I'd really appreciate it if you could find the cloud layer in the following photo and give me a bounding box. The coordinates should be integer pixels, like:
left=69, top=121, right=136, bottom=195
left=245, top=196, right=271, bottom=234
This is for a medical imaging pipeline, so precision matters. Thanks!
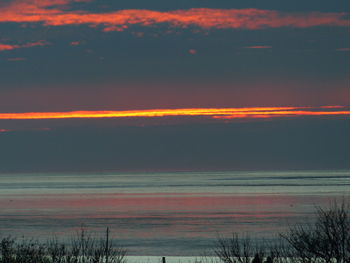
left=1, top=0, right=350, bottom=31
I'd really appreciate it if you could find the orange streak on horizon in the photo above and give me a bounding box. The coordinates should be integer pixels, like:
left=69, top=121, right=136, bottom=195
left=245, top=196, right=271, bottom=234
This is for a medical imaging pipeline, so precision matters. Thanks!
left=0, top=106, right=349, bottom=120
left=213, top=110, right=350, bottom=119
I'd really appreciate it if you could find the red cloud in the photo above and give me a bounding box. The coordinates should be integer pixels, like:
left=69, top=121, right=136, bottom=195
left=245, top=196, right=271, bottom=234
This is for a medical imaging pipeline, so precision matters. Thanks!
left=244, top=45, right=272, bottom=49
left=1, top=1, right=350, bottom=31
left=0, top=129, right=12, bottom=133
left=70, top=41, right=81, bottom=46
left=7, top=57, right=27, bottom=61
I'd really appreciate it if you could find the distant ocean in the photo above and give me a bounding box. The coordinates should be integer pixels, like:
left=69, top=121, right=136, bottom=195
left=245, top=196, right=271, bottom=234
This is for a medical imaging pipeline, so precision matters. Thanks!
left=0, top=171, right=349, bottom=256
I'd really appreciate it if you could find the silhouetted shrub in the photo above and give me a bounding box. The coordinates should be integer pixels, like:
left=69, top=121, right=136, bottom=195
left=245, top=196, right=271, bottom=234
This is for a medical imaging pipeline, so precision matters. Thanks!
left=214, top=234, right=267, bottom=263
left=215, top=199, right=350, bottom=263
left=281, top=200, right=350, bottom=263
left=0, top=228, right=127, bottom=263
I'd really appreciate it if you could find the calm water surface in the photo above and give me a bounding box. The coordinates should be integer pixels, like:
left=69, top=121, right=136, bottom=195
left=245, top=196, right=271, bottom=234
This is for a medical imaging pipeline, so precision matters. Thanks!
left=0, top=171, right=349, bottom=255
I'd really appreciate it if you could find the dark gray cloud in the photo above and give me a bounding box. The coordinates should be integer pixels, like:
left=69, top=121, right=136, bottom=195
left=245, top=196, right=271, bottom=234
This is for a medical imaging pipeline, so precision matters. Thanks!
left=1, top=118, right=349, bottom=172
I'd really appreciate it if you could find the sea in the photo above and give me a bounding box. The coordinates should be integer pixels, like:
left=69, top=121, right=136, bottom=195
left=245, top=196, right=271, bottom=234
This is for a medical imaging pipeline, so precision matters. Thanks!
left=0, top=170, right=349, bottom=256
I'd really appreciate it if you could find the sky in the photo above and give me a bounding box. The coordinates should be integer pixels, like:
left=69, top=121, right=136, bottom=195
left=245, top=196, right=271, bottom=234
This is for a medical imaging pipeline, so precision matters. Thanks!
left=0, top=0, right=350, bottom=172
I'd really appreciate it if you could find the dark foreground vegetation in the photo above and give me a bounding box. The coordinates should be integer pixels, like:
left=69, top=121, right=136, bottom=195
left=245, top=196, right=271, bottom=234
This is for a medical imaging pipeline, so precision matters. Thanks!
left=0, top=228, right=126, bottom=263
left=0, top=200, right=349, bottom=263
left=215, top=200, right=350, bottom=263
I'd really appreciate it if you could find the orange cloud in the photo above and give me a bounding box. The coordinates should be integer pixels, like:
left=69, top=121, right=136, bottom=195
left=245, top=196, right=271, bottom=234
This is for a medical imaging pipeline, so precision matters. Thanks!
left=0, top=106, right=349, bottom=120
left=1, top=1, right=350, bottom=31
left=0, top=40, right=48, bottom=52
left=0, top=44, right=20, bottom=51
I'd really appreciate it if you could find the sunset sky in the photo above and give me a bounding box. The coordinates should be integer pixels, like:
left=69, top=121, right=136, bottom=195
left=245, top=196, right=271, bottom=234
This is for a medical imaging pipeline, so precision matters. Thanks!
left=1, top=0, right=350, bottom=172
